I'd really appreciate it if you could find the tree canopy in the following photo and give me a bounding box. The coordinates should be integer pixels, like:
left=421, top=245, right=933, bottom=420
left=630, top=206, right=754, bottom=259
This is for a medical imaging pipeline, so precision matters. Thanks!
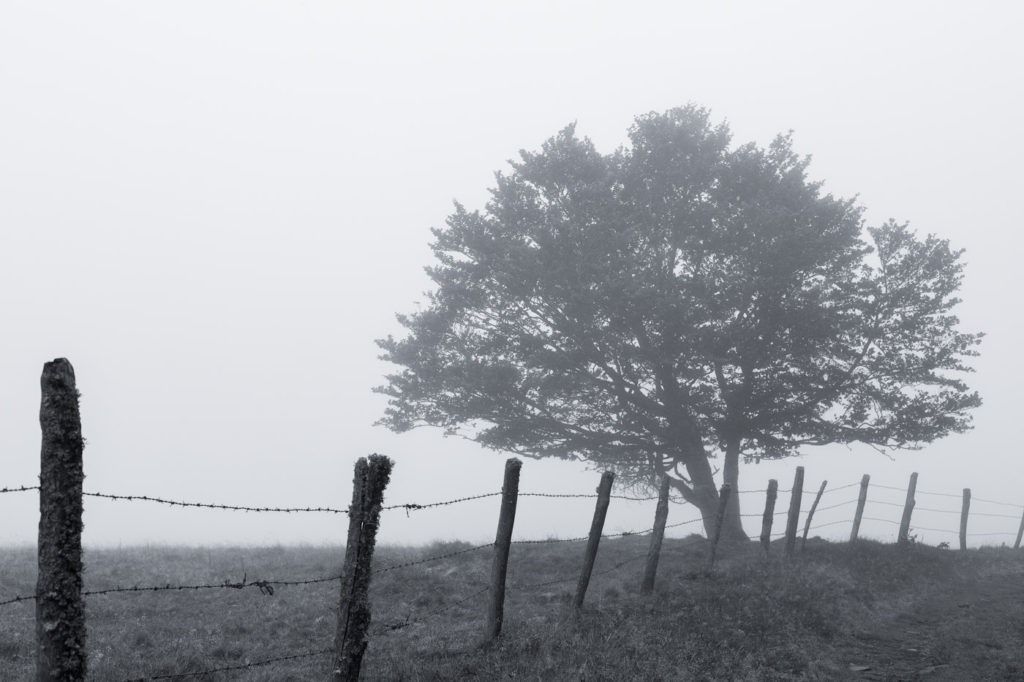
left=375, top=105, right=982, bottom=538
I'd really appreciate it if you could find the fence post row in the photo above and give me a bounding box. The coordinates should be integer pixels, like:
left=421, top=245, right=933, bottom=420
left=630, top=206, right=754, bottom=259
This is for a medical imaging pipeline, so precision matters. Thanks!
left=801, top=480, right=828, bottom=551
left=486, top=458, right=521, bottom=641
left=641, top=476, right=672, bottom=593
left=760, top=479, right=778, bottom=555
left=333, top=454, right=393, bottom=682
left=704, top=484, right=732, bottom=573
left=784, top=467, right=804, bottom=556
left=36, top=358, right=87, bottom=682
left=574, top=471, right=615, bottom=610
left=959, top=488, right=971, bottom=551
left=898, top=472, right=919, bottom=545
left=850, top=474, right=870, bottom=541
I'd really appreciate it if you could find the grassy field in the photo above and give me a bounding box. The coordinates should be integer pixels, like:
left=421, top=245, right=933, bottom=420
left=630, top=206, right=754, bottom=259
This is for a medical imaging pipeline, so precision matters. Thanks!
left=2, top=536, right=1024, bottom=680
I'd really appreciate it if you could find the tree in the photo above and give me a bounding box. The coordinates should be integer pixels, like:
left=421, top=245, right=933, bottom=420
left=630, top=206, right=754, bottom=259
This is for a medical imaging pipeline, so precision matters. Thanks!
left=375, top=105, right=982, bottom=540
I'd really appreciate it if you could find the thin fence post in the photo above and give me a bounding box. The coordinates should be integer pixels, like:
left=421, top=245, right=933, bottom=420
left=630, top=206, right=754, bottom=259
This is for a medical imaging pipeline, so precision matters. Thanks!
left=801, top=480, right=828, bottom=551
left=641, top=476, right=671, bottom=594
left=704, top=484, right=731, bottom=573
left=486, top=458, right=521, bottom=640
left=898, top=472, right=919, bottom=545
left=959, top=488, right=971, bottom=551
left=36, top=359, right=87, bottom=682
left=760, top=479, right=778, bottom=555
left=1016, top=508, right=1024, bottom=550
left=574, top=471, right=615, bottom=610
left=850, top=474, right=870, bottom=541
left=784, top=467, right=804, bottom=557
left=333, top=454, right=392, bottom=682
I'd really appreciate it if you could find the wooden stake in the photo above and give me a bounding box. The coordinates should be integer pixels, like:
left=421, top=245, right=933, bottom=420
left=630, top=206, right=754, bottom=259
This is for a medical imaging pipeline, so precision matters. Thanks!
left=641, top=476, right=671, bottom=594
left=704, top=484, right=731, bottom=573
left=486, top=458, right=521, bottom=640
left=574, top=471, right=615, bottom=609
left=898, top=472, right=919, bottom=545
left=784, top=467, right=804, bottom=557
left=36, top=359, right=87, bottom=682
left=759, top=479, right=778, bottom=555
left=959, top=488, right=971, bottom=551
left=333, top=454, right=392, bottom=682
left=801, top=480, right=828, bottom=551
left=850, top=474, right=870, bottom=541
left=1015, top=507, right=1024, bottom=549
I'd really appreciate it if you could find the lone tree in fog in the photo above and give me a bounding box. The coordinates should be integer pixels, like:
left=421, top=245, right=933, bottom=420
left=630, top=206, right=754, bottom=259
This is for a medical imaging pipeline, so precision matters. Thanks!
left=376, top=105, right=982, bottom=540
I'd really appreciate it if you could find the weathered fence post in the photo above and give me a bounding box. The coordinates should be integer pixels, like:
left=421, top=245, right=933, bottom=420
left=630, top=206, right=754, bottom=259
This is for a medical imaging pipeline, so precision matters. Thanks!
left=850, top=474, right=870, bottom=541
left=333, top=454, right=393, bottom=682
left=36, top=358, right=87, bottom=682
left=574, top=471, right=615, bottom=609
left=641, top=476, right=671, bottom=594
left=704, top=484, right=731, bottom=573
left=1015, top=508, right=1024, bottom=550
left=486, top=458, right=521, bottom=640
left=784, top=467, right=804, bottom=556
left=760, top=479, right=778, bottom=555
left=801, top=480, right=828, bottom=551
left=897, top=472, right=919, bottom=545
left=959, top=488, right=971, bottom=551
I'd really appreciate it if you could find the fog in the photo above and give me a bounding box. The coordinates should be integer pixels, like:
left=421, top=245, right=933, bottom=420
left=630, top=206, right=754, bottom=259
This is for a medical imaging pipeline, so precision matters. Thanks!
left=2, top=2, right=1022, bottom=548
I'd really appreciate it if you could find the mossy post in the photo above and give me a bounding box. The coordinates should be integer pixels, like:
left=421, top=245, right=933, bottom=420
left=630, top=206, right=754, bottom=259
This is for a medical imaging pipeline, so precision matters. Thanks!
left=850, top=474, right=870, bottom=541
left=574, top=471, right=614, bottom=609
left=784, top=467, right=804, bottom=557
left=759, top=479, right=778, bottom=555
left=333, top=454, right=392, bottom=682
left=897, top=472, right=918, bottom=545
left=959, top=488, right=971, bottom=551
left=1015, top=508, right=1024, bottom=549
left=801, top=480, right=828, bottom=551
left=486, top=458, right=521, bottom=641
left=704, top=484, right=731, bottom=573
left=641, top=476, right=671, bottom=594
left=36, top=358, right=86, bottom=682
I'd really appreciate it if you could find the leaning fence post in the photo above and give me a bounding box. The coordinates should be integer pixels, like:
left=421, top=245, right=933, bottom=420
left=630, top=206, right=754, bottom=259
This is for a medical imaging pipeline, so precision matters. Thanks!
left=784, top=467, right=804, bottom=557
left=333, top=454, right=392, bottom=682
left=704, top=484, right=731, bottom=573
left=641, top=476, right=671, bottom=594
left=36, top=358, right=87, bottom=682
left=1015, top=508, right=1024, bottom=550
left=898, top=472, right=919, bottom=545
left=850, top=474, right=870, bottom=541
left=959, top=488, right=971, bottom=551
left=760, top=479, right=778, bottom=555
left=801, top=480, right=828, bottom=551
left=574, top=471, right=615, bottom=609
left=486, top=458, right=521, bottom=640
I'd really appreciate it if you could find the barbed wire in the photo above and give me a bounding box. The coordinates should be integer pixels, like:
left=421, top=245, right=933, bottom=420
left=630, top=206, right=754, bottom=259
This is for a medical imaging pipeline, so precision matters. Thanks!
left=83, top=491, right=349, bottom=515
left=915, top=489, right=963, bottom=499
left=818, top=482, right=861, bottom=495
left=972, top=496, right=1024, bottom=510
left=0, top=485, right=38, bottom=494
left=122, top=648, right=333, bottom=681
left=814, top=498, right=858, bottom=512
left=376, top=543, right=492, bottom=573
left=861, top=516, right=901, bottom=525
left=808, top=519, right=851, bottom=531
left=385, top=492, right=501, bottom=512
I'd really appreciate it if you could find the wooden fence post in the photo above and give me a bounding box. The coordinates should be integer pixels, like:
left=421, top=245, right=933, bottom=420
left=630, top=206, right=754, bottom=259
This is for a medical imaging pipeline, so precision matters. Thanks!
left=574, top=471, right=615, bottom=609
left=333, top=454, right=393, bottom=682
left=486, top=458, right=521, bottom=640
left=641, top=476, right=671, bottom=594
left=959, top=488, right=971, bottom=551
left=898, top=472, right=919, bottom=545
left=1015, top=508, right=1024, bottom=549
left=36, top=359, right=87, bottom=682
left=784, top=467, right=804, bottom=557
left=850, top=474, right=870, bottom=541
left=760, top=479, right=778, bottom=555
left=704, top=484, right=731, bottom=573
left=801, top=480, right=828, bottom=551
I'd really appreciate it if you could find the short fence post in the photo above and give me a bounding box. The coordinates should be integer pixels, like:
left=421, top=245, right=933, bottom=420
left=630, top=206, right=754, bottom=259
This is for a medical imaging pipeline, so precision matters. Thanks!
left=486, top=458, right=521, bottom=640
left=333, top=454, right=393, bottom=682
left=1015, top=507, right=1024, bottom=550
left=36, top=358, right=87, bottom=682
left=574, top=471, right=615, bottom=609
left=898, top=472, right=919, bottom=545
left=704, top=484, right=731, bottom=573
left=784, top=467, right=804, bottom=557
left=760, top=479, right=778, bottom=555
left=801, top=480, right=828, bottom=551
left=850, top=474, right=870, bottom=541
left=959, top=488, right=971, bottom=551
left=641, top=476, right=671, bottom=594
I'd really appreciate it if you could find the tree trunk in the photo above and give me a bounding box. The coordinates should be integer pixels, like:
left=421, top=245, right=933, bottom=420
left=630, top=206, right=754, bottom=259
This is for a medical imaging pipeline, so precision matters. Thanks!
left=720, top=439, right=746, bottom=542
left=668, top=452, right=748, bottom=542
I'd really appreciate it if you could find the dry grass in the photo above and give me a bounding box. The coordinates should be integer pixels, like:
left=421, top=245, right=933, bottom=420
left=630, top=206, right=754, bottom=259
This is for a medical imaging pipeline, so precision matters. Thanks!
left=2, top=537, right=1024, bottom=680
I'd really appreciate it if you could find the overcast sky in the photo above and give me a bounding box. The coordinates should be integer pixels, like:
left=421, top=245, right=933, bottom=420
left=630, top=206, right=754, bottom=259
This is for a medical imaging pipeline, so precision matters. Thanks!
left=2, top=2, right=1022, bottom=548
